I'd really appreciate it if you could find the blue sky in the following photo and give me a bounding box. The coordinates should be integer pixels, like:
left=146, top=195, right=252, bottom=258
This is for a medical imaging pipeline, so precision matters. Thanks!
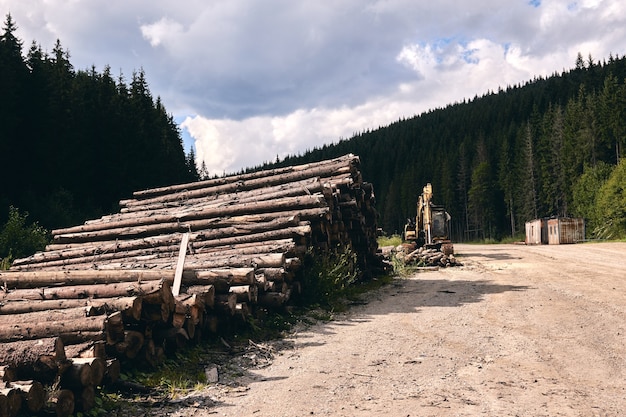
left=2, top=0, right=625, bottom=174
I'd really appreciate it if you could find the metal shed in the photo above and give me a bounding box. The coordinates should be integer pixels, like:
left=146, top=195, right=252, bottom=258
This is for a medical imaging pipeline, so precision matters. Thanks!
left=547, top=217, right=585, bottom=244
left=525, top=218, right=548, bottom=245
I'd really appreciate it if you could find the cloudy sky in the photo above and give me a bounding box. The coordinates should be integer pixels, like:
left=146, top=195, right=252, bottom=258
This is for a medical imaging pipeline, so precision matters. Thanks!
left=2, top=0, right=625, bottom=175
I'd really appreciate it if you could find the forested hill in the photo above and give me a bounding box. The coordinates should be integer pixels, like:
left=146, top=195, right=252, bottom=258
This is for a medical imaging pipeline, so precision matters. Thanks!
left=0, top=15, right=198, bottom=230
left=260, top=53, right=626, bottom=241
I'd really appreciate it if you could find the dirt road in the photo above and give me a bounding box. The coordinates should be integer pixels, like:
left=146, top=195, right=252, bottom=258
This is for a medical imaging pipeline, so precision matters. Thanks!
left=172, top=242, right=626, bottom=417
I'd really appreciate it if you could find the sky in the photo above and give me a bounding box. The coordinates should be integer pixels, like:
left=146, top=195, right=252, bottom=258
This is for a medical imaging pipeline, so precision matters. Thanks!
left=2, top=0, right=625, bottom=175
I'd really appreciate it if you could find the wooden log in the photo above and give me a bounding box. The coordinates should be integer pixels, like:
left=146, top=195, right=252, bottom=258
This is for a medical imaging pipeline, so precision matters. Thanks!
left=63, top=341, right=106, bottom=360
left=0, top=393, right=7, bottom=417
left=19, top=217, right=305, bottom=269
left=128, top=155, right=355, bottom=199
left=0, top=269, right=174, bottom=288
left=75, top=385, right=95, bottom=412
left=184, top=285, right=215, bottom=309
left=214, top=293, right=237, bottom=316
left=60, top=360, right=92, bottom=388
left=104, top=358, right=120, bottom=384
left=120, top=176, right=328, bottom=215
left=0, top=306, right=95, bottom=327
left=52, top=195, right=324, bottom=243
left=71, top=177, right=326, bottom=227
left=58, top=331, right=105, bottom=345
left=17, top=225, right=312, bottom=271
left=0, top=338, right=66, bottom=377
left=0, top=296, right=141, bottom=321
left=70, top=358, right=104, bottom=387
left=0, top=279, right=169, bottom=302
left=121, top=156, right=356, bottom=207
left=0, top=367, right=15, bottom=383
left=44, top=389, right=74, bottom=417
left=105, top=311, right=125, bottom=345
left=0, top=386, right=21, bottom=417
left=111, top=330, right=145, bottom=360
left=229, top=285, right=258, bottom=303
left=8, top=380, right=44, bottom=413
left=80, top=252, right=289, bottom=273
left=258, top=267, right=287, bottom=282
left=0, top=317, right=106, bottom=343
left=258, top=290, right=290, bottom=308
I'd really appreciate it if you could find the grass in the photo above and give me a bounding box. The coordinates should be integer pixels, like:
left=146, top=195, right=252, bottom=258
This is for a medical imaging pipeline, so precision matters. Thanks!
left=377, top=234, right=403, bottom=247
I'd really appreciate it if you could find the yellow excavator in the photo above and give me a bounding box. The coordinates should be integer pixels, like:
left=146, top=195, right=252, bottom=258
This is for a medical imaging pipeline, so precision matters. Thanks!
left=403, top=183, right=454, bottom=255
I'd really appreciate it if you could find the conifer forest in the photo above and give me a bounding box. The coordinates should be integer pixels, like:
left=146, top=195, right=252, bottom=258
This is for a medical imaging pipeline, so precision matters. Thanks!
left=0, top=15, right=198, bottom=233
left=267, top=53, right=626, bottom=242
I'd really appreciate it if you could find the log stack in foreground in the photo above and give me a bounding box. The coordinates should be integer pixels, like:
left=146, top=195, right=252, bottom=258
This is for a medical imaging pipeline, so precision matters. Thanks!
left=0, top=154, right=380, bottom=416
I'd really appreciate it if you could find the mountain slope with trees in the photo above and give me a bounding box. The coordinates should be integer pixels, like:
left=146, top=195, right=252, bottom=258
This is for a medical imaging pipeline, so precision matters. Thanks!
left=262, top=53, right=626, bottom=241
left=0, top=14, right=198, bottom=234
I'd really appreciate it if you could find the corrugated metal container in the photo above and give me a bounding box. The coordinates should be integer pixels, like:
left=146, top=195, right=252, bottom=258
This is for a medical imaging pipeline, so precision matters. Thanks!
left=525, top=219, right=548, bottom=245
left=547, top=217, right=585, bottom=244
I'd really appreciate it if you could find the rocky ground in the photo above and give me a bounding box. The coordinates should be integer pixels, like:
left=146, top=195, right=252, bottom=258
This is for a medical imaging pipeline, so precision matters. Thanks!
left=108, top=242, right=626, bottom=417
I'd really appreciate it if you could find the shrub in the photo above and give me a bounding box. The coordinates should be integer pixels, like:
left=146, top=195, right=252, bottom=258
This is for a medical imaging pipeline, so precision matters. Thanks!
left=0, top=206, right=49, bottom=269
left=299, top=245, right=358, bottom=308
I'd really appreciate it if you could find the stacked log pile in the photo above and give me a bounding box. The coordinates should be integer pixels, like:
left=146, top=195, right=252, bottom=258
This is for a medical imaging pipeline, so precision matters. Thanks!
left=396, top=245, right=462, bottom=267
left=0, top=154, right=379, bottom=416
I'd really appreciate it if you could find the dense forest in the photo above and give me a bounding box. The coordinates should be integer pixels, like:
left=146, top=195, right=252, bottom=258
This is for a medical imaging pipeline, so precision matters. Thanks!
left=0, top=14, right=198, bottom=234
left=261, top=53, right=626, bottom=242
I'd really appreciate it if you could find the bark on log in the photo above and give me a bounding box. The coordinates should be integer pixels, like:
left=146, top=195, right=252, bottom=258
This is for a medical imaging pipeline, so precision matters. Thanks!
left=0, top=307, right=94, bottom=327
left=128, top=155, right=355, bottom=199
left=0, top=387, right=21, bottom=417
left=183, top=285, right=215, bottom=309
left=63, top=341, right=106, bottom=360
left=104, top=358, right=120, bottom=384
left=0, top=269, right=175, bottom=288
left=121, top=156, right=356, bottom=207
left=44, top=389, right=74, bottom=417
left=76, top=385, right=95, bottom=412
left=70, top=358, right=104, bottom=387
left=229, top=285, right=258, bottom=303
left=0, top=338, right=66, bottom=373
left=60, top=361, right=92, bottom=388
left=258, top=291, right=290, bottom=308
left=18, top=218, right=309, bottom=270
left=214, top=293, right=237, bottom=316
left=0, top=279, right=169, bottom=302
left=111, top=330, right=144, bottom=359
left=16, top=225, right=312, bottom=271
left=105, top=311, right=125, bottom=345
left=0, top=367, right=15, bottom=383
left=8, top=380, right=44, bottom=413
left=121, top=177, right=329, bottom=216
left=58, top=331, right=105, bottom=345
left=52, top=195, right=324, bottom=243
left=0, top=316, right=106, bottom=343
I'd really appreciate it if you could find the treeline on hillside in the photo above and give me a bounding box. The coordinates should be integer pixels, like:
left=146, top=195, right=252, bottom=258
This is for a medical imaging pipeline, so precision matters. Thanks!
left=258, top=53, right=626, bottom=241
left=0, top=14, right=198, bottom=232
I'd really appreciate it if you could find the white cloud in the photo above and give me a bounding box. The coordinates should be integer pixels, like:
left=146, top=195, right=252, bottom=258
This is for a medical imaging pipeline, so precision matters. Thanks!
left=140, top=17, right=184, bottom=47
left=2, top=0, right=626, bottom=174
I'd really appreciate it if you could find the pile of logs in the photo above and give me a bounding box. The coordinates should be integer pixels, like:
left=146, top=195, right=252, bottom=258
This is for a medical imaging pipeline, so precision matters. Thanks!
left=396, top=245, right=462, bottom=268
left=0, top=154, right=380, bottom=416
